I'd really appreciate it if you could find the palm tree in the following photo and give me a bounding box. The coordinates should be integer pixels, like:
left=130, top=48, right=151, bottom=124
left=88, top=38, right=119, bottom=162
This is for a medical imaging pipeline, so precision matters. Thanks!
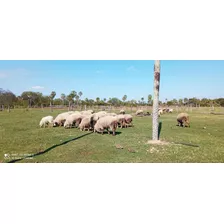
left=122, top=95, right=127, bottom=105
left=78, top=91, right=83, bottom=105
left=96, top=97, right=100, bottom=105
left=27, top=94, right=31, bottom=108
left=61, top=93, right=66, bottom=105
left=49, top=91, right=56, bottom=112
left=75, top=95, right=80, bottom=106
left=148, top=94, right=152, bottom=105
left=67, top=91, right=76, bottom=110
left=141, top=97, right=144, bottom=105
left=78, top=91, right=83, bottom=98
left=184, top=98, right=188, bottom=105
left=152, top=60, right=160, bottom=141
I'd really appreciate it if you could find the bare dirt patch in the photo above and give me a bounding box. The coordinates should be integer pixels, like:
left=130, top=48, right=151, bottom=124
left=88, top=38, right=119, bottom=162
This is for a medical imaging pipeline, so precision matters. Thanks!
left=147, top=140, right=170, bottom=145
left=146, top=140, right=170, bottom=153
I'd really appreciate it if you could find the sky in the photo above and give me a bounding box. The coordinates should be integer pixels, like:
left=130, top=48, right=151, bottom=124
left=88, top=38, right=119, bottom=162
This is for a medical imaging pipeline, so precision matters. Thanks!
left=0, top=60, right=223, bottom=102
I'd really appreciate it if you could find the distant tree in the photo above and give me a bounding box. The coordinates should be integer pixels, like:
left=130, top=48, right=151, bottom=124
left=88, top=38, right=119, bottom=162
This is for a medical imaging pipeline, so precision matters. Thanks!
left=75, top=95, right=80, bottom=105
left=78, top=91, right=83, bottom=99
left=122, top=95, right=127, bottom=105
left=77, top=91, right=82, bottom=105
left=165, top=98, right=168, bottom=105
left=67, top=91, right=76, bottom=110
left=191, top=97, right=199, bottom=107
left=61, top=93, right=66, bottom=105
left=103, top=98, right=107, bottom=103
left=96, top=97, right=100, bottom=104
left=148, top=94, right=152, bottom=105
left=16, top=96, right=24, bottom=107
left=215, top=98, right=224, bottom=107
left=88, top=99, right=95, bottom=106
left=21, top=91, right=31, bottom=106
left=54, top=98, right=63, bottom=106
left=141, top=97, right=144, bottom=105
left=167, top=100, right=173, bottom=106
left=172, top=98, right=178, bottom=105
left=0, top=89, right=17, bottom=112
left=79, top=100, right=86, bottom=106
left=35, top=92, right=44, bottom=107
left=184, top=98, right=189, bottom=105
left=97, top=100, right=105, bottom=106
left=203, top=98, right=211, bottom=107
left=188, top=98, right=198, bottom=107
left=108, top=97, right=122, bottom=106
left=0, top=89, right=4, bottom=110
left=50, top=91, right=56, bottom=101
left=84, top=98, right=89, bottom=105
left=49, top=91, right=56, bottom=112
left=40, top=95, right=50, bottom=107
left=21, top=91, right=42, bottom=108
left=178, top=99, right=183, bottom=106
left=130, top=99, right=137, bottom=106
left=195, top=98, right=201, bottom=107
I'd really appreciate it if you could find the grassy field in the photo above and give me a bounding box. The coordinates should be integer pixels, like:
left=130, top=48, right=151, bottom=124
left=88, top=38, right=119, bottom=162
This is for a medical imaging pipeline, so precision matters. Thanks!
left=0, top=108, right=224, bottom=163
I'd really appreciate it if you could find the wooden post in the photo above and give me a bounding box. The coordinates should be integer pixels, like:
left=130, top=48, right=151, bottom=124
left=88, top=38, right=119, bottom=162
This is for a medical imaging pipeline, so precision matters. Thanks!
left=152, top=60, right=160, bottom=140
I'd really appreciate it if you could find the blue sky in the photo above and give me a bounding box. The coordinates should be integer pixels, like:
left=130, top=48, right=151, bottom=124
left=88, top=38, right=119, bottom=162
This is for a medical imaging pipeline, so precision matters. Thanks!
left=0, top=60, right=223, bottom=101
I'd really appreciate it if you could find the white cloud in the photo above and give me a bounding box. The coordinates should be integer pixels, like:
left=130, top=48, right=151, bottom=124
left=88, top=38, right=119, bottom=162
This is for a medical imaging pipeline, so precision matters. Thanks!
left=127, top=66, right=138, bottom=72
left=32, top=86, right=44, bottom=90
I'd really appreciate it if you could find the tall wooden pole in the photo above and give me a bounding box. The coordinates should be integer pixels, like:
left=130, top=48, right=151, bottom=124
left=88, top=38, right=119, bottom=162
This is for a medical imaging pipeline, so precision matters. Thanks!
left=152, top=60, right=161, bottom=140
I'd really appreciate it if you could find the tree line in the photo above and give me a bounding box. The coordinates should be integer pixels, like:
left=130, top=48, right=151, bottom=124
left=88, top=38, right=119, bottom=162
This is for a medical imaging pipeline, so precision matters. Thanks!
left=0, top=88, right=224, bottom=111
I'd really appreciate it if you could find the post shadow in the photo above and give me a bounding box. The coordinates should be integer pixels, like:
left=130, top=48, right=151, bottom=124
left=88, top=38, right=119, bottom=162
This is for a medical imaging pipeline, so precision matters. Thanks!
left=7, top=132, right=93, bottom=163
left=158, top=121, right=162, bottom=139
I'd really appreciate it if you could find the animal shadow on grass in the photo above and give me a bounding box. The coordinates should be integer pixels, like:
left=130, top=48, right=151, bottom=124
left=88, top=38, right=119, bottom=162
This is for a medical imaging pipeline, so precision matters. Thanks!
left=115, top=131, right=122, bottom=135
left=7, top=132, right=93, bottom=163
left=102, top=131, right=122, bottom=135
left=158, top=121, right=162, bottom=139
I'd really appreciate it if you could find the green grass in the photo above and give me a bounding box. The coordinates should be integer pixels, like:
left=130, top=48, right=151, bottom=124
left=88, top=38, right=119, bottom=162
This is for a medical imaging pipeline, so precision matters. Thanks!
left=0, top=109, right=224, bottom=163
